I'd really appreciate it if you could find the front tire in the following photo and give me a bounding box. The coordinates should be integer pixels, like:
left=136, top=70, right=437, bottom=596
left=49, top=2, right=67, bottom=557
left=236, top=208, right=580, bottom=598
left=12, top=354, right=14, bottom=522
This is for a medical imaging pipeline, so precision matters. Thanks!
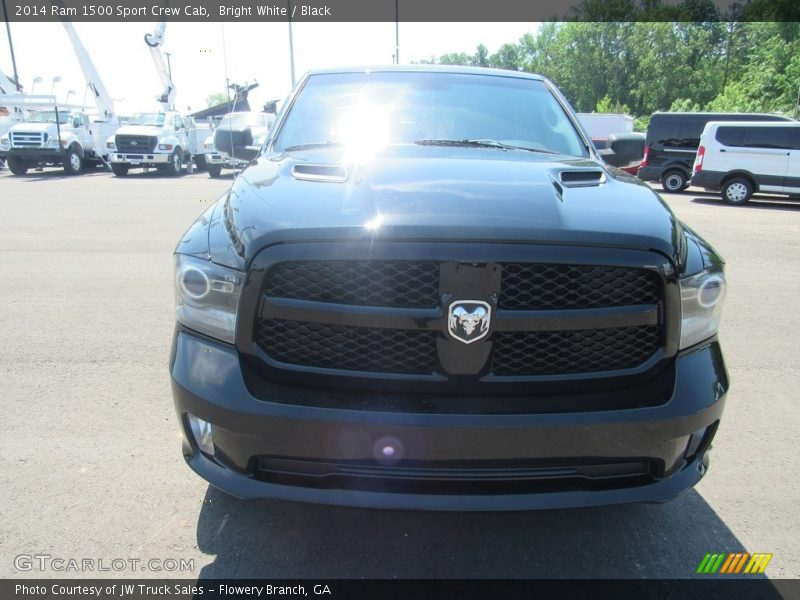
left=722, top=178, right=753, bottom=205
left=165, top=148, right=183, bottom=177
left=661, top=170, right=687, bottom=193
left=7, top=155, right=29, bottom=175
left=63, top=147, right=83, bottom=175
left=207, top=164, right=223, bottom=178
left=111, top=163, right=129, bottom=177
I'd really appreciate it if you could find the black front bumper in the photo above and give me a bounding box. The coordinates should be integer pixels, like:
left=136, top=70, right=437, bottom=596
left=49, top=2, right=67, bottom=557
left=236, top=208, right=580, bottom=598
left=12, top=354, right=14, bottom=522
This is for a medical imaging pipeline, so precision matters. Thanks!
left=171, top=331, right=728, bottom=511
left=7, top=148, right=63, bottom=163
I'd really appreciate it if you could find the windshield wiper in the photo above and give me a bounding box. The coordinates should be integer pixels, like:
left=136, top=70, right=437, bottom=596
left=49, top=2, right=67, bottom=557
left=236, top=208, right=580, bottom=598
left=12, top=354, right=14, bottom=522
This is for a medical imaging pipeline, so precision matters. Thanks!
left=282, top=141, right=343, bottom=152
left=414, top=138, right=559, bottom=154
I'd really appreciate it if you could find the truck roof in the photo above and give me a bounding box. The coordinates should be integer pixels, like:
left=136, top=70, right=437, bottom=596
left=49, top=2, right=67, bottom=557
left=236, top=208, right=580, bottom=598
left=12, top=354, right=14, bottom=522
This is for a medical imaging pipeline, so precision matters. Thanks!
left=306, top=64, right=546, bottom=81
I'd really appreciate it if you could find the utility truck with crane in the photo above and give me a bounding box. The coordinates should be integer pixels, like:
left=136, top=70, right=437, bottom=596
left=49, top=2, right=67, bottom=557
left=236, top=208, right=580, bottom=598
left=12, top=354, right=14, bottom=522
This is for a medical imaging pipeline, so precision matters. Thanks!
left=0, top=21, right=119, bottom=175
left=0, top=69, right=27, bottom=169
left=108, top=22, right=208, bottom=176
left=0, top=98, right=103, bottom=175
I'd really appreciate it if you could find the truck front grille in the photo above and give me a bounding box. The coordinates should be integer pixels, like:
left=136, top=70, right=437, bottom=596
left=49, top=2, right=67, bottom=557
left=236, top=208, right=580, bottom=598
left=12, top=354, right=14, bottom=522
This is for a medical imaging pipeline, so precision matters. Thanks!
left=115, top=135, right=157, bottom=153
left=500, top=263, right=659, bottom=310
left=491, top=325, right=662, bottom=375
left=265, top=261, right=440, bottom=308
left=10, top=131, right=46, bottom=148
left=249, top=248, right=669, bottom=386
left=256, top=319, right=437, bottom=374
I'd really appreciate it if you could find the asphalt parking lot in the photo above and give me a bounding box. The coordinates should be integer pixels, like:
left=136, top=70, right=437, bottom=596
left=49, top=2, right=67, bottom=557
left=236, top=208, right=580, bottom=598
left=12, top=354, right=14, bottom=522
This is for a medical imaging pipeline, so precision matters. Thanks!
left=1, top=166, right=798, bottom=580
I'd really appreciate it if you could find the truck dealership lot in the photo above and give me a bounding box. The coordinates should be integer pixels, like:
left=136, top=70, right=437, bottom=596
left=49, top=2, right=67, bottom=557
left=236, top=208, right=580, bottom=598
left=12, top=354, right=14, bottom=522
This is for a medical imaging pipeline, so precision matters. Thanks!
left=1, top=170, right=798, bottom=579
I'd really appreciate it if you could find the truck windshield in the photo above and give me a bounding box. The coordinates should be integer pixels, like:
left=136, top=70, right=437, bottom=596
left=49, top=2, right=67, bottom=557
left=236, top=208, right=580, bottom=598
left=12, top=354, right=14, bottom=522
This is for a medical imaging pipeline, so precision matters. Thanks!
left=128, top=112, right=166, bottom=127
left=28, top=111, right=72, bottom=124
left=274, top=71, right=587, bottom=157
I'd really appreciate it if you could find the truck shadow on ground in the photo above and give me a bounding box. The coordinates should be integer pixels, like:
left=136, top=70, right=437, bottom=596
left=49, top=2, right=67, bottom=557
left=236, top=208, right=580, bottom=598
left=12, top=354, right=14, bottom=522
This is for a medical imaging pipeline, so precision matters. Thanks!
left=690, top=196, right=800, bottom=212
left=0, top=167, right=113, bottom=181
left=194, top=485, right=758, bottom=579
left=0, top=167, right=218, bottom=181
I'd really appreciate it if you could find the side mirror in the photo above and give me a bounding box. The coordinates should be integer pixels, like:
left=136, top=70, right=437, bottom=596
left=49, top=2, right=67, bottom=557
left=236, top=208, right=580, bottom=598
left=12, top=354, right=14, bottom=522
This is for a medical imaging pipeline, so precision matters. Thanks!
left=72, top=118, right=81, bottom=128
left=608, top=133, right=645, bottom=162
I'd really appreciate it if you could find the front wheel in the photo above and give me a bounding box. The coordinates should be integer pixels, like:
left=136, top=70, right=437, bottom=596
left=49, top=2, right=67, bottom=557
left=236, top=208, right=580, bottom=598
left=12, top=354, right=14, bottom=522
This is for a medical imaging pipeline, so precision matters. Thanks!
left=207, top=164, right=222, bottom=178
left=7, top=155, right=29, bottom=175
left=165, top=149, right=183, bottom=177
left=722, top=178, right=753, bottom=205
left=111, top=163, right=129, bottom=177
left=63, top=147, right=83, bottom=175
left=661, top=170, right=687, bottom=193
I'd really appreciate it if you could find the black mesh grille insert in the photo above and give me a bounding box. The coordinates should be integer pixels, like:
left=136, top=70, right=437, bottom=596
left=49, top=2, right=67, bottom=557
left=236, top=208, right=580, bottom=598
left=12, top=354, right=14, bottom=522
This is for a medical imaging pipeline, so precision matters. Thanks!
left=500, top=264, right=659, bottom=310
left=256, top=319, right=437, bottom=374
left=491, top=325, right=661, bottom=375
left=560, top=170, right=604, bottom=183
left=265, top=261, right=440, bottom=308
left=115, top=135, right=157, bottom=153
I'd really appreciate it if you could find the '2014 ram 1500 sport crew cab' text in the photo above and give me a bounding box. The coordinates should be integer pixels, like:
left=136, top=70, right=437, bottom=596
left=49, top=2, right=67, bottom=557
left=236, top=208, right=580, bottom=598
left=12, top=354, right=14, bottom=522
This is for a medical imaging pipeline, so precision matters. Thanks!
left=170, top=66, right=729, bottom=511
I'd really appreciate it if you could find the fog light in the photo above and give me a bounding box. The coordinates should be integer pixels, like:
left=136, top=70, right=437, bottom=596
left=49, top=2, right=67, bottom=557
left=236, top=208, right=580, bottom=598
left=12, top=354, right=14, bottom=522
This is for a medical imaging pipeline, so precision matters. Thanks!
left=187, top=413, right=214, bottom=455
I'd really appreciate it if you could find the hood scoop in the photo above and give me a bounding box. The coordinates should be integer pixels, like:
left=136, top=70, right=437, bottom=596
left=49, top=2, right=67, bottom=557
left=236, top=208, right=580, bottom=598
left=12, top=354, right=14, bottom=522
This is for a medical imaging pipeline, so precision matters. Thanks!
left=558, top=169, right=606, bottom=188
left=291, top=163, right=348, bottom=183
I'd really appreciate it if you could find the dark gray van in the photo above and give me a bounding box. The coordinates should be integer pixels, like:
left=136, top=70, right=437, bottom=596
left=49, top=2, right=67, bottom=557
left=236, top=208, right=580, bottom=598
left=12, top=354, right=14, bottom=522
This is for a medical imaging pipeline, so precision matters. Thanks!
left=637, top=112, right=790, bottom=192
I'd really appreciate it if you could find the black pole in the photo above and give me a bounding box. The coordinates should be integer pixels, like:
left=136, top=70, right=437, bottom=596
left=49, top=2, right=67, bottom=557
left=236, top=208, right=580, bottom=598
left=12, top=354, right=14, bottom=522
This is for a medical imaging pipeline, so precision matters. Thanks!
left=1, top=0, right=22, bottom=91
left=395, top=0, right=399, bottom=64
left=55, top=105, right=63, bottom=151
left=287, top=0, right=295, bottom=86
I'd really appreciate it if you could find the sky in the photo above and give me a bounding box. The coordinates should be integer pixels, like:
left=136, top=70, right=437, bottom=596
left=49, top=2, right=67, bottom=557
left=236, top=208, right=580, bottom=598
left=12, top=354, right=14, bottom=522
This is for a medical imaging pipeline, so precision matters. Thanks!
left=1, top=22, right=538, bottom=116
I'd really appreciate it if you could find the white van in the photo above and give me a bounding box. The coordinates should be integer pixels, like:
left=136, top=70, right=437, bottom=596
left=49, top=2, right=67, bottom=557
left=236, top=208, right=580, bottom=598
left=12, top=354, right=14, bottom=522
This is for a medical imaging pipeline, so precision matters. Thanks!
left=691, top=120, right=800, bottom=204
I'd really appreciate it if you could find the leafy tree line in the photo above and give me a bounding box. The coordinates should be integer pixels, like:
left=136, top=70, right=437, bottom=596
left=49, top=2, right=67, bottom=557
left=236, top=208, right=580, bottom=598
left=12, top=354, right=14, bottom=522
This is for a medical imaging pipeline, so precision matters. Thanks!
left=417, top=21, right=800, bottom=130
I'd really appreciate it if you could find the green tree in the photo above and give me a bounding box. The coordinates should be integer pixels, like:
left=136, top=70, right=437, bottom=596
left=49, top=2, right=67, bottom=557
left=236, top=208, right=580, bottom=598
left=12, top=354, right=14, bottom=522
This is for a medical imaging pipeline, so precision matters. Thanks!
left=426, top=21, right=799, bottom=120
left=205, top=92, right=228, bottom=108
left=595, top=95, right=631, bottom=115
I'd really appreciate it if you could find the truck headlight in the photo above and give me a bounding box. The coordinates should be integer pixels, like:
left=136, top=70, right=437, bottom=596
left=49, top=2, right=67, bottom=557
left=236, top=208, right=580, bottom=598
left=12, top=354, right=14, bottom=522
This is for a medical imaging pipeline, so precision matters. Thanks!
left=679, top=268, right=726, bottom=349
left=174, top=254, right=243, bottom=343
left=0, top=136, right=9, bottom=150
left=159, top=143, right=173, bottom=151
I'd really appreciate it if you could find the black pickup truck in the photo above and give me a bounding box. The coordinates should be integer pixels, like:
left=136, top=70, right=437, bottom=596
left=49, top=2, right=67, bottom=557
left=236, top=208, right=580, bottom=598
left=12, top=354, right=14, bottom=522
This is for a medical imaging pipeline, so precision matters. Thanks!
left=170, top=66, right=728, bottom=511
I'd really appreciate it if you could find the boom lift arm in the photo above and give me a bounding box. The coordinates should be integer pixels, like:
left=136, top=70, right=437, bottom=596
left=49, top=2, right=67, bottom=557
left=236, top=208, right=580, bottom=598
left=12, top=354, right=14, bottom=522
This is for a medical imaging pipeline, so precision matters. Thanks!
left=0, top=68, right=20, bottom=94
left=60, top=21, right=116, bottom=121
left=144, top=22, right=176, bottom=111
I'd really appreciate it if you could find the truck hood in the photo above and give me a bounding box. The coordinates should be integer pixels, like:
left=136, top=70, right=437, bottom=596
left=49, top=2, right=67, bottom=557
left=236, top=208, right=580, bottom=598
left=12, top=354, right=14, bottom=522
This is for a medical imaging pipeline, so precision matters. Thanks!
left=9, top=122, right=56, bottom=134
left=114, top=125, right=164, bottom=137
left=203, top=145, right=683, bottom=270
